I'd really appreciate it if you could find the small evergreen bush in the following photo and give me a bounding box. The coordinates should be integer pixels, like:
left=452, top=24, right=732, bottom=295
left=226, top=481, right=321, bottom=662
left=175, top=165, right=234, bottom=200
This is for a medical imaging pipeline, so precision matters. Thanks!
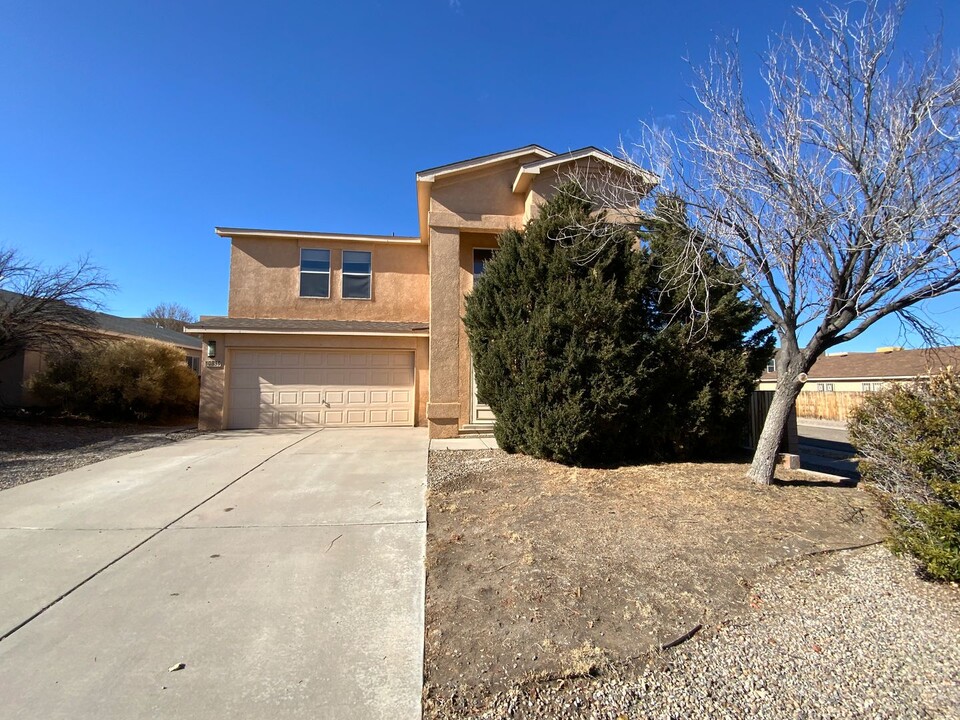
left=849, top=369, right=960, bottom=581
left=29, top=338, right=199, bottom=421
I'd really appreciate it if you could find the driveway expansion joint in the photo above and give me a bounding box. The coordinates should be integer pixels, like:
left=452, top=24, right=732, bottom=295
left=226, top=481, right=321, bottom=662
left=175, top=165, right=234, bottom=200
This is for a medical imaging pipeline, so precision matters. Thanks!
left=0, top=429, right=323, bottom=644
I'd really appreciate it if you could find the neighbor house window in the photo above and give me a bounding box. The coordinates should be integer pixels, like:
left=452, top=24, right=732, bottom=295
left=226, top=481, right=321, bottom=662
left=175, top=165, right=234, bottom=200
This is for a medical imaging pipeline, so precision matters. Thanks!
left=300, top=248, right=331, bottom=298
left=342, top=250, right=372, bottom=299
left=765, top=359, right=777, bottom=373
left=862, top=382, right=872, bottom=392
left=816, top=383, right=834, bottom=392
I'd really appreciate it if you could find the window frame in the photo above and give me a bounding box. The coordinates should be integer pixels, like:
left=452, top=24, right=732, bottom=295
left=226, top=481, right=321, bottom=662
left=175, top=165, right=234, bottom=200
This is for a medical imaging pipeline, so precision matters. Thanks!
left=765, top=358, right=777, bottom=374
left=341, top=249, right=373, bottom=300
left=299, top=248, right=331, bottom=299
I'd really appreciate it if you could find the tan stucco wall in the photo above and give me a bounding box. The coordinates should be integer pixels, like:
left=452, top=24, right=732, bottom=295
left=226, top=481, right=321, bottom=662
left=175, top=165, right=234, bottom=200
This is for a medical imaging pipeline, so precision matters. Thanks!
left=426, top=227, right=461, bottom=439
left=0, top=350, right=25, bottom=406
left=1, top=349, right=50, bottom=407
left=228, top=237, right=429, bottom=322
left=197, top=332, right=428, bottom=431
left=430, top=162, right=527, bottom=221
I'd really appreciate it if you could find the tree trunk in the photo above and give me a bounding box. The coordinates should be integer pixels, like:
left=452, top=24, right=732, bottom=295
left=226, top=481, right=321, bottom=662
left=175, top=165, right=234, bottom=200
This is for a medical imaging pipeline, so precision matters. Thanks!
left=748, top=378, right=803, bottom=485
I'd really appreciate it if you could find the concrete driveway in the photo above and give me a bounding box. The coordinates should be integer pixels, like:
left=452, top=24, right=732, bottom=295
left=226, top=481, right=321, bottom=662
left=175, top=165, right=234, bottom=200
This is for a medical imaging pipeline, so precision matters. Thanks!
left=0, top=428, right=428, bottom=719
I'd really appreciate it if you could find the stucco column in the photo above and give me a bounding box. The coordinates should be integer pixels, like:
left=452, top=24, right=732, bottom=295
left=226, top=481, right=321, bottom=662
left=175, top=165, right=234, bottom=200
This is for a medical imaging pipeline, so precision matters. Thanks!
left=427, top=226, right=461, bottom=438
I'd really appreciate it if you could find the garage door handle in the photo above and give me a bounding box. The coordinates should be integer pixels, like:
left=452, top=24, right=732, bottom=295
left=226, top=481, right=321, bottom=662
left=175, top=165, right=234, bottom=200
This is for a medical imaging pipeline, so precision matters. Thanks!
left=322, top=400, right=330, bottom=407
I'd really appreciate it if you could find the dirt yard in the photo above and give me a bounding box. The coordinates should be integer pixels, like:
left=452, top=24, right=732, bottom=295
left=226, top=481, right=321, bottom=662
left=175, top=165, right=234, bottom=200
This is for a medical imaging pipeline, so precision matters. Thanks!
left=423, top=450, right=890, bottom=718
left=0, top=415, right=199, bottom=490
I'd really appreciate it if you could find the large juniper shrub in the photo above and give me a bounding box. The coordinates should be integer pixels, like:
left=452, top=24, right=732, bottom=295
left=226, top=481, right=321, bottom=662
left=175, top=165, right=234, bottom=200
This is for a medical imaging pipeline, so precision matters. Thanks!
left=464, top=190, right=658, bottom=465
left=850, top=369, right=960, bottom=581
left=464, top=188, right=772, bottom=465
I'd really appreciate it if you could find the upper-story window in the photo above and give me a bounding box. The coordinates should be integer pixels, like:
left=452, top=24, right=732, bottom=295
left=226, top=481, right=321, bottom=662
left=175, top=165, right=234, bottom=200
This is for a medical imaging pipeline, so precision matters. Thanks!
left=300, top=248, right=331, bottom=298
left=342, top=250, right=372, bottom=299
left=765, top=359, right=776, bottom=373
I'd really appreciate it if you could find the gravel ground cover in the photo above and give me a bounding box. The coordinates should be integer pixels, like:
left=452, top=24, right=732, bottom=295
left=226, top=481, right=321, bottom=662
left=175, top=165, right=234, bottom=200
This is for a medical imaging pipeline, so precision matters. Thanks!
left=424, top=449, right=958, bottom=719
left=0, top=416, right=199, bottom=490
left=478, top=547, right=960, bottom=719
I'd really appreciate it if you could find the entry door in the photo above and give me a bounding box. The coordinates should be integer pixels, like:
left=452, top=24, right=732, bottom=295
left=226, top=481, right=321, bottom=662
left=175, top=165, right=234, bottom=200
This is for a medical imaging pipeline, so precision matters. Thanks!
left=471, top=248, right=496, bottom=424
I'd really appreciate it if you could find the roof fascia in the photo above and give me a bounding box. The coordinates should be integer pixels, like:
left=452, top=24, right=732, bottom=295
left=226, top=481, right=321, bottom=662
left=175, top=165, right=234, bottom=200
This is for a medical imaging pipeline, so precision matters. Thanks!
left=415, top=145, right=554, bottom=183
left=182, top=328, right=429, bottom=338
left=215, top=228, right=420, bottom=245
left=511, top=148, right=659, bottom=194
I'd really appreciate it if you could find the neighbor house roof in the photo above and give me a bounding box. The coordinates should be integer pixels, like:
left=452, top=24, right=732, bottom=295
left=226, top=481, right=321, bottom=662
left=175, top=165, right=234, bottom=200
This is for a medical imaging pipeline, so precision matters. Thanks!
left=761, top=346, right=960, bottom=382
left=98, top=313, right=202, bottom=349
left=0, top=289, right=200, bottom=350
left=184, top=317, right=429, bottom=337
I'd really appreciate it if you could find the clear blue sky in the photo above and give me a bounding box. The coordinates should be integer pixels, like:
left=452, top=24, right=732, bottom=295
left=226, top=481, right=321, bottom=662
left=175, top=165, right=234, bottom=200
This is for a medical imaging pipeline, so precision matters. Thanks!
left=1, top=0, right=957, bottom=351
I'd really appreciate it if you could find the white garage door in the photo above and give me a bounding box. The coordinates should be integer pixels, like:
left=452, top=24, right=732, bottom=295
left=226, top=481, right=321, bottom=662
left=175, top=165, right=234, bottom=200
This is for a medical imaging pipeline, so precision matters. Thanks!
left=227, top=350, right=415, bottom=429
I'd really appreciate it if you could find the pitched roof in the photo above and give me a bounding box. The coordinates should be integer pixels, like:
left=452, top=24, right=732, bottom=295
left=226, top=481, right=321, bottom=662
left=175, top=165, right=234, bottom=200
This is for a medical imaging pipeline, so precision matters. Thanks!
left=761, top=346, right=960, bottom=382
left=511, top=146, right=659, bottom=193
left=0, top=289, right=200, bottom=349
left=415, top=144, right=554, bottom=182
left=184, top=317, right=429, bottom=336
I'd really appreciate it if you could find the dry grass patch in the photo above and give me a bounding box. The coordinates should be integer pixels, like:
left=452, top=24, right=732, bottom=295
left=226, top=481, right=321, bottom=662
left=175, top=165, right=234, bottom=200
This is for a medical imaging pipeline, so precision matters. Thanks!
left=423, top=449, right=886, bottom=717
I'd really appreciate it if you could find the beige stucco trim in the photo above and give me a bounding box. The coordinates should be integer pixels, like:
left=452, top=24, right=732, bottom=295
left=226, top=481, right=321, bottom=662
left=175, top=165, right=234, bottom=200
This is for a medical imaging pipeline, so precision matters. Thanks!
left=215, top=228, right=420, bottom=245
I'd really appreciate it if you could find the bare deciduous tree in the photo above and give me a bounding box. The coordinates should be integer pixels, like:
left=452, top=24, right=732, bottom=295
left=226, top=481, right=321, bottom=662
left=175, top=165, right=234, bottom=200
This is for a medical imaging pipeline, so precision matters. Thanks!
left=0, top=247, right=115, bottom=361
left=583, top=0, right=960, bottom=484
left=142, top=302, right=196, bottom=332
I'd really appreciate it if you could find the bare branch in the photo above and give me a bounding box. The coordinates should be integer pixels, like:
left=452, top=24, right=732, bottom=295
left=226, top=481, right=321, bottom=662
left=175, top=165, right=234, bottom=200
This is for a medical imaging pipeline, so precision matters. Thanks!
left=0, top=247, right=116, bottom=361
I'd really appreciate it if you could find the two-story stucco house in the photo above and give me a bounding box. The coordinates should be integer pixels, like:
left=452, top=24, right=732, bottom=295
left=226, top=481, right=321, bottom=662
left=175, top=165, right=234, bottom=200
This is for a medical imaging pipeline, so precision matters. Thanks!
left=186, top=145, right=650, bottom=438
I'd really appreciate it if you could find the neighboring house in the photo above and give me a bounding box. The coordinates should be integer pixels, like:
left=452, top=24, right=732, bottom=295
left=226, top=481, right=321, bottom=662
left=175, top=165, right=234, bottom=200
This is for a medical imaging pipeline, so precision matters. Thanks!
left=0, top=295, right=203, bottom=407
left=758, top=346, right=960, bottom=421
left=186, top=145, right=653, bottom=437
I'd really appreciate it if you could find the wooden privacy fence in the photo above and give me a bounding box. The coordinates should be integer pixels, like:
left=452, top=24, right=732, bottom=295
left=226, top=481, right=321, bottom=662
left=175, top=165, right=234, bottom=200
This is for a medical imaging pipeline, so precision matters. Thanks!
left=795, top=391, right=868, bottom=422
left=745, top=391, right=799, bottom=453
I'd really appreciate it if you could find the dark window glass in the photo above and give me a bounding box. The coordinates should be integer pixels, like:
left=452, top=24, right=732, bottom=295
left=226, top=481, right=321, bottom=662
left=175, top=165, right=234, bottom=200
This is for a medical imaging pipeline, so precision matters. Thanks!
left=473, top=248, right=495, bottom=277
left=342, top=273, right=371, bottom=299
left=301, top=248, right=330, bottom=272
left=343, top=250, right=371, bottom=274
left=300, top=272, right=330, bottom=298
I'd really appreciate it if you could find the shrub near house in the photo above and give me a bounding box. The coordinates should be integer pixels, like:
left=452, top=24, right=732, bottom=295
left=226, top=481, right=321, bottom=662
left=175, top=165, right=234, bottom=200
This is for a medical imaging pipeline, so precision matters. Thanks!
left=29, top=338, right=199, bottom=422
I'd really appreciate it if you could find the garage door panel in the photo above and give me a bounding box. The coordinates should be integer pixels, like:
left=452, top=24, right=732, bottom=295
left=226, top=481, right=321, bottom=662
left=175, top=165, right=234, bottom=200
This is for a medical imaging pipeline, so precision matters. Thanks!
left=232, top=369, right=262, bottom=389
left=229, top=389, right=258, bottom=410
left=279, top=353, right=301, bottom=367
left=227, top=350, right=414, bottom=429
